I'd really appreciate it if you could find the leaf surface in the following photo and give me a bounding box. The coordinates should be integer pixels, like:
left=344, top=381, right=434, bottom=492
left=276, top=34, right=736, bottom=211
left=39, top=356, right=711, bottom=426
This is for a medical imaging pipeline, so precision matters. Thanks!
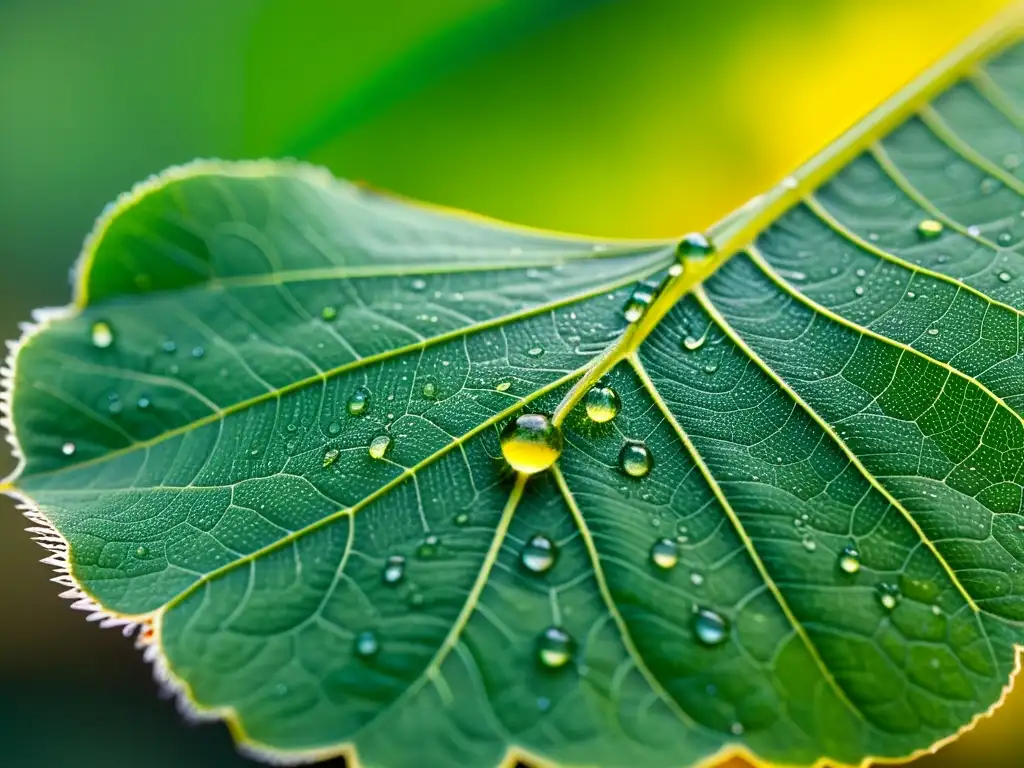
left=7, top=13, right=1024, bottom=768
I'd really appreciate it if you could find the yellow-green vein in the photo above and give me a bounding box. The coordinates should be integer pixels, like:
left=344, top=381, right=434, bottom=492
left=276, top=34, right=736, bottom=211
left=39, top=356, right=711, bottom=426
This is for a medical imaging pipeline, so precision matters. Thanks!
left=971, top=64, right=1024, bottom=130
left=919, top=104, right=1024, bottom=196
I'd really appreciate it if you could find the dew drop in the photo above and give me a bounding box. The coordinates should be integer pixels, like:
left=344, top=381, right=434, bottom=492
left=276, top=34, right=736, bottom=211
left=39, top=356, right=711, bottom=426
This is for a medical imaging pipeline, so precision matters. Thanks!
left=526, top=346, right=544, bottom=357
left=421, top=379, right=438, bottom=400
left=854, top=286, right=865, bottom=297
left=690, top=571, right=705, bottom=587
left=926, top=327, right=939, bottom=336
left=61, top=442, right=76, bottom=457
left=347, top=386, right=370, bottom=416
left=999, top=232, right=1014, bottom=246
left=619, top=442, right=652, bottom=478
left=191, top=346, right=206, bottom=359
left=981, top=177, right=1000, bottom=195
left=454, top=512, right=470, bottom=526
left=802, top=538, right=817, bottom=552
left=1005, top=153, right=1021, bottom=170
left=584, top=385, right=620, bottom=423
left=730, top=722, right=744, bottom=736
left=916, top=219, right=944, bottom=240
left=622, top=280, right=660, bottom=323
left=520, top=534, right=557, bottom=574
left=91, top=321, right=114, bottom=349
left=322, top=448, right=340, bottom=468
left=368, top=435, right=391, bottom=460
left=877, top=583, right=900, bottom=611
left=382, top=555, right=406, bottom=585
left=649, top=538, right=679, bottom=570
left=968, top=225, right=982, bottom=237
left=692, top=609, right=730, bottom=646
left=354, top=630, right=380, bottom=659
left=704, top=362, right=719, bottom=375
left=417, top=534, right=440, bottom=559
left=135, top=546, right=149, bottom=558
left=495, top=381, right=512, bottom=392
left=536, top=626, right=575, bottom=669
left=410, top=278, right=427, bottom=292
left=999, top=271, right=1012, bottom=283
left=321, top=306, right=338, bottom=321
left=676, top=232, right=714, bottom=259
left=500, top=413, right=563, bottom=474
left=838, top=544, right=861, bottom=574
left=137, top=396, right=152, bottom=411
left=327, top=421, right=341, bottom=436
left=161, top=340, right=177, bottom=354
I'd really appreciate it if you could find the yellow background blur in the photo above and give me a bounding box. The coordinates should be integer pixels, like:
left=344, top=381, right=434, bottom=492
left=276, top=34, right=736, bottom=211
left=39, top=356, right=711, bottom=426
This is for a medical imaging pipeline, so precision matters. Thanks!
left=0, top=1, right=1018, bottom=765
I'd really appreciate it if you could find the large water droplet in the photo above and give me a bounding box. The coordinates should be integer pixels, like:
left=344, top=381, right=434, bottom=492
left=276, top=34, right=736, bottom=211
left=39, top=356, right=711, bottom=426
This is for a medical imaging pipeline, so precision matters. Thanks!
left=520, top=534, right=557, bottom=574
left=999, top=271, right=1012, bottom=283
left=619, top=442, right=652, bottom=478
left=916, top=219, right=944, bottom=240
left=347, top=386, right=370, bottom=416
left=135, top=546, right=149, bottom=559
left=677, top=233, right=714, bottom=260
left=354, top=630, right=380, bottom=659
left=91, top=322, right=114, bottom=349
left=500, top=413, right=563, bottom=474
left=650, top=538, right=679, bottom=570
left=61, top=442, right=76, bottom=457
left=536, top=626, right=575, bottom=669
left=382, top=555, right=406, bottom=585
left=368, top=435, right=391, bottom=460
left=622, top=280, right=660, bottom=323
left=838, top=544, right=861, bottom=574
left=693, top=609, right=730, bottom=646
left=322, top=448, right=340, bottom=468
left=584, top=385, right=620, bottom=423
left=877, top=583, right=900, bottom=611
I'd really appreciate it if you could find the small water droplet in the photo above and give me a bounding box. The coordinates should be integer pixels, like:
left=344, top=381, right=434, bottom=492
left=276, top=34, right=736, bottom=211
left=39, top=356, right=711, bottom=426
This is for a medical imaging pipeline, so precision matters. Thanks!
left=916, top=219, right=944, bottom=239
left=927, top=327, right=939, bottom=336
left=690, top=572, right=705, bottom=587
left=421, top=379, right=438, bottom=399
left=692, top=609, right=730, bottom=646
left=704, top=362, right=719, bottom=374
left=998, top=232, right=1014, bottom=246
left=327, top=421, right=342, bottom=436
left=417, top=534, right=440, bottom=559
left=931, top=604, right=942, bottom=616
left=802, top=539, right=817, bottom=552
left=454, top=512, right=470, bottom=526
left=622, top=281, right=660, bottom=323
left=999, top=271, right=1012, bottom=283
left=495, top=381, right=512, bottom=392
left=981, top=177, right=1000, bottom=195
left=368, top=435, right=391, bottom=460
left=584, top=385, right=620, bottom=423
left=536, top=626, right=575, bottom=669
left=877, top=583, right=900, bottom=611
left=137, top=396, right=151, bottom=410
left=730, top=722, right=744, bottom=736
left=161, top=340, right=177, bottom=354
left=1004, top=153, right=1021, bottom=170
left=135, top=546, right=149, bottom=558
left=347, top=386, right=370, bottom=416
left=521, top=534, right=558, bottom=574
left=322, top=448, right=340, bottom=468
left=354, top=630, right=380, bottom=659
left=321, top=306, right=338, bottom=321
left=677, top=232, right=714, bottom=259
left=61, top=442, right=76, bottom=457
left=838, top=544, right=861, bottom=574
left=91, top=322, right=114, bottom=349
left=682, top=334, right=705, bottom=351
left=650, top=538, right=679, bottom=570
left=526, top=346, right=544, bottom=357
left=500, top=413, right=563, bottom=474
left=382, top=555, right=406, bottom=585
left=619, top=442, right=652, bottom=478
left=854, top=286, right=865, bottom=297
left=968, top=225, right=982, bottom=237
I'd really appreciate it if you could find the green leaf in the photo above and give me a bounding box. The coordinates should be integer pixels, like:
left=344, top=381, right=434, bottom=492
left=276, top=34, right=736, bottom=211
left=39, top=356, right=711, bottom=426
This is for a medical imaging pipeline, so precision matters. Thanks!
left=7, top=11, right=1024, bottom=768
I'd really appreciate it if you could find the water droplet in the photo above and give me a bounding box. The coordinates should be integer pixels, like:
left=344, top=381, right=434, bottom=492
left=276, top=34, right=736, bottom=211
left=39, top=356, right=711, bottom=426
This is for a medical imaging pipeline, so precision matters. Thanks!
left=368, top=435, right=391, bottom=460
left=454, top=512, right=470, bottom=526
left=704, top=362, right=719, bottom=375
left=677, top=232, right=714, bottom=259
left=61, top=442, right=76, bottom=457
left=417, top=534, right=440, bottom=559
left=682, top=334, right=705, bottom=351
left=137, top=396, right=151, bottom=410
left=354, top=630, right=380, bottom=659
left=650, top=538, right=679, bottom=570
left=927, top=327, right=939, bottom=336
left=981, top=177, right=1000, bottom=195
left=322, top=448, right=340, bottom=468
left=382, top=555, right=405, bottom=585
left=321, top=306, right=337, bottom=321
left=421, top=379, right=438, bottom=399
left=877, top=583, right=900, bottom=611
left=536, top=626, right=575, bottom=669
left=931, top=604, right=942, bottom=616
left=692, top=609, right=729, bottom=646
left=838, top=544, right=861, bottom=574
left=999, top=232, right=1014, bottom=246
left=495, top=381, right=512, bottom=393
left=527, top=346, right=544, bottom=357
left=91, top=322, right=113, bottom=349
left=619, top=442, right=652, bottom=478
left=410, top=278, right=427, bottom=292
left=1005, top=153, right=1021, bottom=170
left=521, top=534, right=557, bottom=574
left=327, top=421, right=342, bottom=436
left=854, top=286, right=864, bottom=297
left=802, top=539, right=817, bottom=552
left=916, top=219, right=944, bottom=239
left=135, top=546, right=149, bottom=558
left=347, top=386, right=370, bottom=416
left=999, top=271, right=1012, bottom=283
left=161, top=340, right=177, bottom=354
left=500, top=413, right=563, bottom=474
left=968, top=225, right=982, bottom=237
left=584, top=385, right=620, bottom=423
left=622, top=281, right=660, bottom=323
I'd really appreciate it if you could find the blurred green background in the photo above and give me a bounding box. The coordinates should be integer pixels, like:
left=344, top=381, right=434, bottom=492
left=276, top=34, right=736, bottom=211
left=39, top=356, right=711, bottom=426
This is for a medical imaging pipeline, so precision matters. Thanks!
left=0, top=0, right=1019, bottom=765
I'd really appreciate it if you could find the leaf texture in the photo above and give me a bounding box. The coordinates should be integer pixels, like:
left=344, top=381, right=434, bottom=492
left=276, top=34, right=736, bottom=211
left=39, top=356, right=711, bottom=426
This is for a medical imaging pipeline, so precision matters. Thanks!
left=7, top=13, right=1024, bottom=768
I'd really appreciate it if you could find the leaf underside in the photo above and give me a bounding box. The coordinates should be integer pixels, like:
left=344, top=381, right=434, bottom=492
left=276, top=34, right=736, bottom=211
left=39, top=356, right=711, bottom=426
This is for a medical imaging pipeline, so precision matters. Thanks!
left=9, top=24, right=1024, bottom=768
